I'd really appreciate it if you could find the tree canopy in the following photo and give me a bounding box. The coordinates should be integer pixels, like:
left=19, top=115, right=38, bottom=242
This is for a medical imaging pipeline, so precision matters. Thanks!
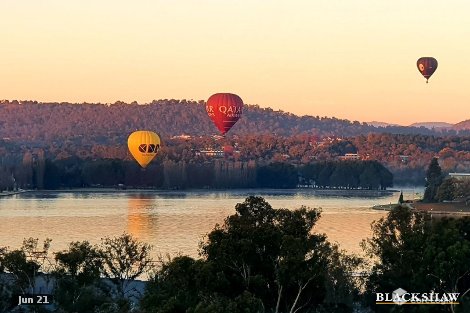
left=423, top=157, right=444, bottom=202
left=362, top=205, right=470, bottom=312
left=142, top=196, right=361, bottom=313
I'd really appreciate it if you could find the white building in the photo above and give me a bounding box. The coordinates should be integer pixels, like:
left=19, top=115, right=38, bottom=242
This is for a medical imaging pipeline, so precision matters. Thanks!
left=448, top=173, right=470, bottom=180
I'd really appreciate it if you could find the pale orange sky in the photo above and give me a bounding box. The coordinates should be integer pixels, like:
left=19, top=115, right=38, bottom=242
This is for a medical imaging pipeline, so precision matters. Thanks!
left=1, top=0, right=470, bottom=125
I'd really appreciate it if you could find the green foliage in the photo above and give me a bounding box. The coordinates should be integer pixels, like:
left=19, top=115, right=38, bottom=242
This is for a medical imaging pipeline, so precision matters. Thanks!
left=142, top=196, right=361, bottom=313
left=362, top=206, right=470, bottom=312
left=362, top=206, right=429, bottom=292
left=0, top=248, right=26, bottom=312
left=191, top=291, right=265, bottom=313
left=42, top=158, right=166, bottom=189
left=54, top=236, right=153, bottom=313
left=142, top=256, right=207, bottom=312
left=436, top=178, right=457, bottom=202
left=301, top=161, right=393, bottom=190
left=43, top=159, right=61, bottom=189
left=54, top=278, right=114, bottom=313
left=185, top=162, right=215, bottom=188
left=0, top=238, right=52, bottom=292
left=82, top=159, right=125, bottom=186
left=100, top=233, right=153, bottom=298
left=256, top=162, right=298, bottom=188
left=327, top=140, right=357, bottom=155
left=453, top=179, right=470, bottom=202
left=0, top=239, right=52, bottom=312
left=54, top=239, right=105, bottom=311
left=55, top=241, right=103, bottom=284
left=1, top=250, right=40, bottom=290
left=0, top=280, right=16, bottom=313
left=0, top=235, right=155, bottom=313
left=423, top=157, right=444, bottom=202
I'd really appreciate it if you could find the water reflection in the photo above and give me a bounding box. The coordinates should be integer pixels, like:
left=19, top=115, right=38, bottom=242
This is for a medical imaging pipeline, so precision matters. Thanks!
left=127, top=195, right=158, bottom=242
left=0, top=189, right=421, bottom=258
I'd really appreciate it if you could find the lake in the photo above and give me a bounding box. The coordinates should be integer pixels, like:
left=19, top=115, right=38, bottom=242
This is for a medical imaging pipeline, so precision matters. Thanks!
left=0, top=188, right=422, bottom=259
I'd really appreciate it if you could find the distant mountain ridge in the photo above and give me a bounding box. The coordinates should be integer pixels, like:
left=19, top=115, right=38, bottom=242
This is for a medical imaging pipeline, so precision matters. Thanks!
left=409, top=122, right=454, bottom=129
left=454, top=120, right=470, bottom=130
left=367, top=121, right=400, bottom=128
left=0, top=99, right=468, bottom=145
left=368, top=121, right=469, bottom=131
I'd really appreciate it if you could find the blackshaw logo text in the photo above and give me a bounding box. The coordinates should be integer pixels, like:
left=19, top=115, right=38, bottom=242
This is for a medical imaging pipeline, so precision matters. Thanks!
left=376, top=288, right=460, bottom=305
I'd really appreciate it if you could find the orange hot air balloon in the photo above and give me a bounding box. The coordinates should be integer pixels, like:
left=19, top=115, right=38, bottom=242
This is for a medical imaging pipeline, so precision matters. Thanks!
left=417, top=57, right=438, bottom=83
left=128, top=131, right=161, bottom=168
left=206, top=93, right=243, bottom=135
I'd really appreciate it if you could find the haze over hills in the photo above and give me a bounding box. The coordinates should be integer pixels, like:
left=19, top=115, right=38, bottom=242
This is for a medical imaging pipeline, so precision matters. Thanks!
left=409, top=122, right=454, bottom=129
left=368, top=121, right=458, bottom=130
left=0, top=99, right=469, bottom=145
left=367, top=121, right=400, bottom=128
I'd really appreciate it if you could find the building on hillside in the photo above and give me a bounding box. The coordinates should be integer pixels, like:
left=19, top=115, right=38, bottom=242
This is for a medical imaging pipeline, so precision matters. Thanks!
left=448, top=173, right=470, bottom=180
left=196, top=149, right=225, bottom=158
left=171, top=134, right=192, bottom=140
left=399, top=155, right=410, bottom=163
left=339, top=153, right=360, bottom=160
left=212, top=135, right=225, bottom=140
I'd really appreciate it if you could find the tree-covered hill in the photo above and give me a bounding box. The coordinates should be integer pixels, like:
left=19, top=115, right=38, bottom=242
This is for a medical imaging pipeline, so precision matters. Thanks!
left=454, top=119, right=470, bottom=131
left=0, top=99, right=460, bottom=145
left=3, top=99, right=470, bottom=188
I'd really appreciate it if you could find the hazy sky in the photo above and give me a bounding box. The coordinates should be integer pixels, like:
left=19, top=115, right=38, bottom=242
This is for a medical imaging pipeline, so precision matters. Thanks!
left=1, top=0, right=470, bottom=124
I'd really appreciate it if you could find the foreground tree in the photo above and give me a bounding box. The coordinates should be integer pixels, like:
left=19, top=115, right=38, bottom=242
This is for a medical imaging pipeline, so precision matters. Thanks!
left=436, top=178, right=458, bottom=202
left=454, top=179, right=470, bottom=202
left=0, top=238, right=52, bottom=313
left=101, top=233, right=153, bottom=301
left=142, top=196, right=361, bottom=313
left=362, top=205, right=470, bottom=312
left=54, top=241, right=112, bottom=313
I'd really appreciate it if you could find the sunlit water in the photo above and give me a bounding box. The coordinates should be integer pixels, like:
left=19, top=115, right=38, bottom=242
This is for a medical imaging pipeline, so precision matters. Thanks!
left=0, top=188, right=422, bottom=259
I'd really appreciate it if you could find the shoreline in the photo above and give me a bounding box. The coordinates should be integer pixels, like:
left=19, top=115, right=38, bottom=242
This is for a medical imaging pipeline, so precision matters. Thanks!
left=14, top=187, right=398, bottom=196
left=412, top=201, right=470, bottom=216
left=373, top=202, right=470, bottom=216
left=0, top=190, right=28, bottom=197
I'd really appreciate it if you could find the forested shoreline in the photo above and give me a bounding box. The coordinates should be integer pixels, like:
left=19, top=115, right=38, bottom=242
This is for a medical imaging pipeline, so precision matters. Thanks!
left=0, top=158, right=393, bottom=191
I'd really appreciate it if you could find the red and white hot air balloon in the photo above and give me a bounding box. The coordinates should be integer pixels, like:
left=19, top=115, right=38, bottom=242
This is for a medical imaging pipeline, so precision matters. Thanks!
left=206, top=93, right=243, bottom=135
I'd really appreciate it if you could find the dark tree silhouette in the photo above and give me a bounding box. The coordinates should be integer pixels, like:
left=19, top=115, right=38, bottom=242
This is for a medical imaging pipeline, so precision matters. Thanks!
left=423, top=157, right=444, bottom=202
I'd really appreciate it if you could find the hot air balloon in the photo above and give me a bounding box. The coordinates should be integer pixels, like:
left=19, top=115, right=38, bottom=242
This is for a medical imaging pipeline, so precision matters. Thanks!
left=417, top=57, right=438, bottom=83
left=206, top=93, right=243, bottom=135
left=128, top=131, right=161, bottom=168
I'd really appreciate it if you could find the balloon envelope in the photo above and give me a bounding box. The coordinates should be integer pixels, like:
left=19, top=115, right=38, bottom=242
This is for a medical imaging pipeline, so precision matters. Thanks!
left=417, top=57, right=438, bottom=82
left=206, top=93, right=243, bottom=135
left=128, top=131, right=161, bottom=168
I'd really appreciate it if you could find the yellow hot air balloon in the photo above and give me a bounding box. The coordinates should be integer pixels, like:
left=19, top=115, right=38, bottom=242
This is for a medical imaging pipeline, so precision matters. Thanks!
left=128, top=131, right=161, bottom=168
